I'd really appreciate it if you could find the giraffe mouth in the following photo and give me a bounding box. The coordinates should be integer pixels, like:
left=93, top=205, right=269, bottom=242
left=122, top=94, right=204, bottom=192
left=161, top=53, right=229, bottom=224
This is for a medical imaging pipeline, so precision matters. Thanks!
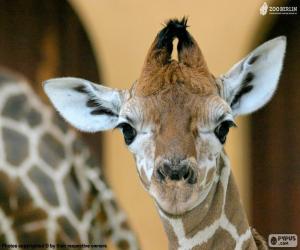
left=150, top=176, right=203, bottom=215
left=149, top=160, right=205, bottom=215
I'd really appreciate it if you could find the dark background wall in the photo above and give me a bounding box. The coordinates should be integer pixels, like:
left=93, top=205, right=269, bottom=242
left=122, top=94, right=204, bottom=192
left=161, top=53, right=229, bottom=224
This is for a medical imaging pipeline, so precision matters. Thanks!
left=251, top=3, right=300, bottom=240
left=0, top=0, right=102, bottom=160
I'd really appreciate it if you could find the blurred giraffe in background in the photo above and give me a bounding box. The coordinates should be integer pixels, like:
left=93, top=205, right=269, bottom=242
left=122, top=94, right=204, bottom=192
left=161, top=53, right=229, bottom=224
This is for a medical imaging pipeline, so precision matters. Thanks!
left=0, top=69, right=139, bottom=250
left=44, top=18, right=286, bottom=249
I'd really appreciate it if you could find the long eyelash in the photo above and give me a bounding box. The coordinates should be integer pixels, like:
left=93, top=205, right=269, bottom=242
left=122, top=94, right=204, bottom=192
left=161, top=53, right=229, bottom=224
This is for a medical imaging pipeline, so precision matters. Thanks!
left=214, top=120, right=236, bottom=144
left=226, top=120, right=237, bottom=128
left=115, top=122, right=129, bottom=130
left=115, top=123, right=125, bottom=129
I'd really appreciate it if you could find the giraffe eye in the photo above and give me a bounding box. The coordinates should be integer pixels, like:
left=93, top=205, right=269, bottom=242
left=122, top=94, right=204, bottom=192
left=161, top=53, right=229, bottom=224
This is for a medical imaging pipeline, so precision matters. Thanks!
left=117, top=123, right=137, bottom=145
left=214, top=120, right=236, bottom=144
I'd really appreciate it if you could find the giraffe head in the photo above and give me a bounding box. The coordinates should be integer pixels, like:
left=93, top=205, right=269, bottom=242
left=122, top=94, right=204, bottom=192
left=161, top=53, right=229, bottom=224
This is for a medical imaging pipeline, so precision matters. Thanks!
left=44, top=18, right=286, bottom=215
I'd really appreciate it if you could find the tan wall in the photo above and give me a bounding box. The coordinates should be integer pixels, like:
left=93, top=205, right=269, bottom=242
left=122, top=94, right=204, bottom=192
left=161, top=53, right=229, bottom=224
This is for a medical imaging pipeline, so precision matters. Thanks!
left=69, top=1, right=268, bottom=249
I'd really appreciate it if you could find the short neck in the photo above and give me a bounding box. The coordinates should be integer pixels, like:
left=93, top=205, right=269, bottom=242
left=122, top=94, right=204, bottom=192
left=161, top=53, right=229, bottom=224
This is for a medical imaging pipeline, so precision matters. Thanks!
left=158, top=152, right=257, bottom=250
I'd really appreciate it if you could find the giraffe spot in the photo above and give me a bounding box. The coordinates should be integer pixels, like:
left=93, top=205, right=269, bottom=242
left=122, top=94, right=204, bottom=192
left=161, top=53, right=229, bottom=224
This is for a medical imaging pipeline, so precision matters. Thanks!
left=13, top=206, right=47, bottom=228
left=57, top=217, right=80, bottom=243
left=242, top=237, right=257, bottom=249
left=86, top=184, right=98, bottom=208
left=2, top=94, right=28, bottom=120
left=251, top=227, right=268, bottom=249
left=72, top=138, right=85, bottom=154
left=56, top=233, right=66, bottom=246
left=98, top=203, right=108, bottom=224
left=39, top=132, right=65, bottom=168
left=96, top=204, right=112, bottom=238
left=110, top=199, right=119, bottom=212
left=0, top=170, right=13, bottom=215
left=52, top=113, right=68, bottom=133
left=120, top=221, right=130, bottom=230
left=117, top=239, right=130, bottom=250
left=192, top=228, right=236, bottom=249
left=69, top=166, right=80, bottom=189
left=103, top=227, right=113, bottom=237
left=0, top=233, right=7, bottom=245
left=85, top=154, right=99, bottom=168
left=0, top=172, right=34, bottom=217
left=224, top=174, right=249, bottom=235
left=63, top=175, right=83, bottom=220
left=160, top=216, right=179, bottom=249
left=16, top=228, right=47, bottom=245
left=28, top=166, right=59, bottom=206
left=13, top=207, right=47, bottom=245
left=14, top=177, right=33, bottom=211
left=26, top=107, right=42, bottom=127
left=2, top=127, right=29, bottom=167
left=88, top=219, right=106, bottom=244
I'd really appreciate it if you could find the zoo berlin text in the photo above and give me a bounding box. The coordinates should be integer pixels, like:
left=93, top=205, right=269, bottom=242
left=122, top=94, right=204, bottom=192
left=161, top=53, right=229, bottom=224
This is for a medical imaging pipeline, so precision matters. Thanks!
left=1, top=243, right=107, bottom=249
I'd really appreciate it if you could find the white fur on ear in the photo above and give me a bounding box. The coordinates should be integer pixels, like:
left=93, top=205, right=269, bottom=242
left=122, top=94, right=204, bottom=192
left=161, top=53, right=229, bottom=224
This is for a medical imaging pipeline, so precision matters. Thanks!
left=219, top=36, right=287, bottom=116
left=44, top=77, right=124, bottom=132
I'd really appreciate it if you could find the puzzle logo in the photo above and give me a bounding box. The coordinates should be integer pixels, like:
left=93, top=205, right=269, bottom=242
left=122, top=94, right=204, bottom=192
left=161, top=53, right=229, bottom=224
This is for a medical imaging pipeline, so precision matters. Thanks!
left=260, top=2, right=268, bottom=15
left=268, top=234, right=298, bottom=248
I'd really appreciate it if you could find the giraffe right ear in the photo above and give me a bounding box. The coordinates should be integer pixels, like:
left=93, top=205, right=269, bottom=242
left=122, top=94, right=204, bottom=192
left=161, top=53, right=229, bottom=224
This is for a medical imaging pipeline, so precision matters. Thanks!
left=43, top=77, right=125, bottom=132
left=219, top=36, right=286, bottom=116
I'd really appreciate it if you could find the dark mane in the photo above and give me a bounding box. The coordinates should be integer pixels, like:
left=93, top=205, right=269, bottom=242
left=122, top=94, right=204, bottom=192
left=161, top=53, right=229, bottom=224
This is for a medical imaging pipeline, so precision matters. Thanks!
left=156, top=17, right=193, bottom=59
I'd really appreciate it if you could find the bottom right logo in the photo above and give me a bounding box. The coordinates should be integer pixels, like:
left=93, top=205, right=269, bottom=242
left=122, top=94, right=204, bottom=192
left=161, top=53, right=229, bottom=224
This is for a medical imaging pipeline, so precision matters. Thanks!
left=268, top=234, right=298, bottom=248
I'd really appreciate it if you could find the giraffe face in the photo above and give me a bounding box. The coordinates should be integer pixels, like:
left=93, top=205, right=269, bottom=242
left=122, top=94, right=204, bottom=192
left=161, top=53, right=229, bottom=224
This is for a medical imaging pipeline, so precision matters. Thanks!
left=44, top=19, right=286, bottom=216
left=117, top=85, right=235, bottom=215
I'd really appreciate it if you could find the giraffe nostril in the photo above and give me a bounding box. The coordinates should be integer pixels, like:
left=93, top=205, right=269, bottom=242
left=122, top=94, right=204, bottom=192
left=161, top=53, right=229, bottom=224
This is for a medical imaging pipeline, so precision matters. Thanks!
left=162, top=162, right=172, bottom=176
left=157, top=167, right=166, bottom=181
left=158, top=161, right=197, bottom=183
left=183, top=168, right=191, bottom=180
left=187, top=169, right=197, bottom=184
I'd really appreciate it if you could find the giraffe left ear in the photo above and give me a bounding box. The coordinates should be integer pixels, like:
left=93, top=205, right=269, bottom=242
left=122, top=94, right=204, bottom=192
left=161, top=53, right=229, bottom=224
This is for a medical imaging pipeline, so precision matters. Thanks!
left=44, top=77, right=125, bottom=132
left=219, top=36, right=286, bottom=116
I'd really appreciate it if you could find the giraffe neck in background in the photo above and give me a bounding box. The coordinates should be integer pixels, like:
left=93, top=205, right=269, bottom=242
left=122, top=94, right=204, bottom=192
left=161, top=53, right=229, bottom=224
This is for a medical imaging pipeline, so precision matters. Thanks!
left=0, top=78, right=140, bottom=250
left=159, top=152, right=258, bottom=250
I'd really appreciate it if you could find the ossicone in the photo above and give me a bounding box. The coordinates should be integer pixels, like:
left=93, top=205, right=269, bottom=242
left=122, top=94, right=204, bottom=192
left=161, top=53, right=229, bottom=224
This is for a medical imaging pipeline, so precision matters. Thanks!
left=142, top=17, right=209, bottom=71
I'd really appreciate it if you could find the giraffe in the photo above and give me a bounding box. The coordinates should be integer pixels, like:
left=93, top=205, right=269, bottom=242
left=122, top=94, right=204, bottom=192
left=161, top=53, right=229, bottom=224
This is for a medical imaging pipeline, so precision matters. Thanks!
left=44, top=18, right=286, bottom=250
left=0, top=69, right=139, bottom=250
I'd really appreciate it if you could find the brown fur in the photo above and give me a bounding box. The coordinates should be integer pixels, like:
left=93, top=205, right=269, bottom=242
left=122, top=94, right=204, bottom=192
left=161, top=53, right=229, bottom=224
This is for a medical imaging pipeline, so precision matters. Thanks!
left=136, top=60, right=216, bottom=97
left=251, top=228, right=269, bottom=250
left=160, top=217, right=180, bottom=250
left=224, top=174, right=249, bottom=235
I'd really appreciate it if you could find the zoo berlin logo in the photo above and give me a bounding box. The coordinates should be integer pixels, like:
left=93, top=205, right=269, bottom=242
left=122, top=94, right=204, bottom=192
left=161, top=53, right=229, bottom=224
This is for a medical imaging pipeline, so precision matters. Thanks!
left=268, top=234, right=298, bottom=248
left=260, top=2, right=298, bottom=15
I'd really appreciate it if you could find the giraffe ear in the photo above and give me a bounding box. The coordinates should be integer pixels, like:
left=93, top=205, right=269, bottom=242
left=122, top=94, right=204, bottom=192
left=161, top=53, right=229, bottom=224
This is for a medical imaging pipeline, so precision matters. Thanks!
left=44, top=77, right=125, bottom=132
left=219, top=36, right=286, bottom=116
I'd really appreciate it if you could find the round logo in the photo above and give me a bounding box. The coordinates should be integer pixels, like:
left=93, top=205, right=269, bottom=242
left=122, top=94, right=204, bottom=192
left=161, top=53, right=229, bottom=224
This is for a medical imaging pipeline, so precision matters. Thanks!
left=270, top=236, right=277, bottom=245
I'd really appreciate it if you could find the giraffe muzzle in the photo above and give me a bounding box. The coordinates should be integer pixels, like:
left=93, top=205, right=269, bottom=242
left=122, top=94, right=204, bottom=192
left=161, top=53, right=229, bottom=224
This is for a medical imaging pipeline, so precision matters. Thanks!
left=156, top=161, right=197, bottom=184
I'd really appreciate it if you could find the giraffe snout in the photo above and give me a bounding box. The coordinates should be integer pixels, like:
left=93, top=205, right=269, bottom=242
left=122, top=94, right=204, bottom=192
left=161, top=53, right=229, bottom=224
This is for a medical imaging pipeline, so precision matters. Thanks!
left=156, top=160, right=197, bottom=184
